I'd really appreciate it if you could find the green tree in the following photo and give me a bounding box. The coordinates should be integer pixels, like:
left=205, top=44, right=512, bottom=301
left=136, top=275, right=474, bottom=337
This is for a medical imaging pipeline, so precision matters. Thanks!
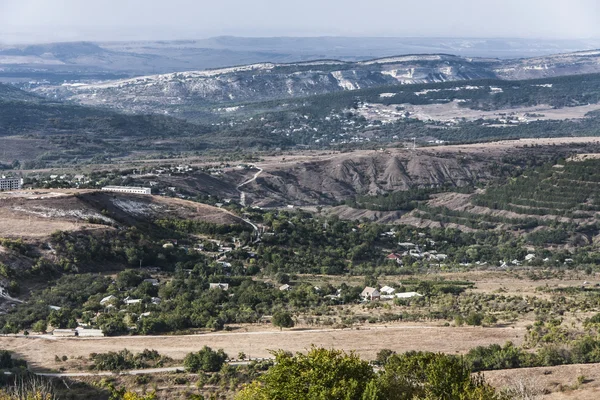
left=272, top=312, right=294, bottom=330
left=236, top=347, right=374, bottom=400
left=377, top=351, right=505, bottom=400
left=32, top=320, right=47, bottom=333
left=183, top=346, right=228, bottom=373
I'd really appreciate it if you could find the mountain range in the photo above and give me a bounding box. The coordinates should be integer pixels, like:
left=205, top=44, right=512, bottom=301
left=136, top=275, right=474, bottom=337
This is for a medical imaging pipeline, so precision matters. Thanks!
left=3, top=37, right=600, bottom=78
left=29, top=49, right=600, bottom=117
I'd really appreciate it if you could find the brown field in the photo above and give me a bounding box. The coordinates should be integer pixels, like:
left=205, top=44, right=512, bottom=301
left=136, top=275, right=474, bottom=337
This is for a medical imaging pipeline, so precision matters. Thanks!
left=485, top=363, right=600, bottom=399
left=0, top=323, right=525, bottom=372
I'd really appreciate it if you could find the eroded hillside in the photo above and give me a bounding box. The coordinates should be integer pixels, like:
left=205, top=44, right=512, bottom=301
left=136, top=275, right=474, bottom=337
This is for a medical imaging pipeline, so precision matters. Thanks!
left=241, top=139, right=600, bottom=207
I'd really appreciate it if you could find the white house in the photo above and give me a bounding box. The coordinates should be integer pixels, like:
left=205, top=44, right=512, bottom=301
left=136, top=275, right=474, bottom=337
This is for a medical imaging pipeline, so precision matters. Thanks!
left=100, top=295, right=116, bottom=305
left=102, top=186, right=152, bottom=195
left=52, top=329, right=77, bottom=337
left=395, top=292, right=423, bottom=299
left=361, top=287, right=381, bottom=301
left=124, top=298, right=142, bottom=305
left=380, top=286, right=396, bottom=295
left=209, top=283, right=229, bottom=291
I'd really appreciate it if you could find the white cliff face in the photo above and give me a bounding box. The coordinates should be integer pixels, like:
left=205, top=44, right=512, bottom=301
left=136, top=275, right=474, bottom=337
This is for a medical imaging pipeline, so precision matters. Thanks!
left=30, top=49, right=600, bottom=116
left=32, top=55, right=493, bottom=113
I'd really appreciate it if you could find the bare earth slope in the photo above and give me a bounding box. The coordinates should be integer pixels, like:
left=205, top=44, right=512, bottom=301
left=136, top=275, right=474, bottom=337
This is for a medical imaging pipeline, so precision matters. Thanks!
left=243, top=138, right=600, bottom=208
left=0, top=190, right=243, bottom=239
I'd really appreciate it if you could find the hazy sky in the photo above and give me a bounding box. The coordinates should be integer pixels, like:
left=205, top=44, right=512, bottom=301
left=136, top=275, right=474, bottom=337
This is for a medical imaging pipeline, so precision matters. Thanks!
left=1, top=0, right=600, bottom=43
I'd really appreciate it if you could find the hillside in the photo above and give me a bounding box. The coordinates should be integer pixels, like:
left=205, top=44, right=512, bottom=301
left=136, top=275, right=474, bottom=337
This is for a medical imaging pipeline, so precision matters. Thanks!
left=31, top=49, right=600, bottom=117
left=0, top=190, right=244, bottom=239
left=239, top=138, right=600, bottom=208
left=0, top=83, right=40, bottom=102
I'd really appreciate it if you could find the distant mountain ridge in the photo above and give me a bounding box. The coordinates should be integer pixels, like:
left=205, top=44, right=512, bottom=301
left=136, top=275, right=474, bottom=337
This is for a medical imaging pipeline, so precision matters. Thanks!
left=3, top=37, right=600, bottom=76
left=30, top=49, right=600, bottom=116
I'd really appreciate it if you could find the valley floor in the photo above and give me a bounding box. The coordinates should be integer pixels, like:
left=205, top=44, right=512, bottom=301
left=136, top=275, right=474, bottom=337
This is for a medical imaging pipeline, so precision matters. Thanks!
left=0, top=322, right=524, bottom=373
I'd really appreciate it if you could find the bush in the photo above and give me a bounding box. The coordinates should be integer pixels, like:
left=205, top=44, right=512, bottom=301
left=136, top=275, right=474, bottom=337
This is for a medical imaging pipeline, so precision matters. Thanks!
left=90, top=349, right=166, bottom=372
left=272, top=311, right=294, bottom=329
left=465, top=312, right=484, bottom=326
left=184, top=346, right=228, bottom=373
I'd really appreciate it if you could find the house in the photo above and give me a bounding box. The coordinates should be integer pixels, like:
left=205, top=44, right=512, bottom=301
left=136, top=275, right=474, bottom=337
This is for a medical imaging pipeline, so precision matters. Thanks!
left=124, top=297, right=142, bottom=305
left=76, top=327, right=104, bottom=337
left=386, top=253, right=401, bottom=260
left=209, top=283, right=229, bottom=291
left=52, top=329, right=77, bottom=337
left=409, top=250, right=423, bottom=259
left=143, top=278, right=159, bottom=286
left=395, top=292, right=423, bottom=299
left=525, top=254, right=536, bottom=261
left=100, top=295, right=116, bottom=305
left=151, top=297, right=162, bottom=305
left=380, top=286, right=396, bottom=296
left=360, top=287, right=381, bottom=301
left=279, top=284, right=291, bottom=291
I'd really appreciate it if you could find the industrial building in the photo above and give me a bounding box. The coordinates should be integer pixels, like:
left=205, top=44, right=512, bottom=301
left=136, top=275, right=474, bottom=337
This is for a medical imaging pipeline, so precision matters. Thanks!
left=102, top=186, right=152, bottom=195
left=0, top=177, right=23, bottom=191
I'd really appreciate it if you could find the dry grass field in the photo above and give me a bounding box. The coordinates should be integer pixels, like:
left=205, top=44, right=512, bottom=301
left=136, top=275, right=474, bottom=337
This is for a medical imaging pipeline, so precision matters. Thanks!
left=0, top=323, right=525, bottom=372
left=485, top=363, right=600, bottom=399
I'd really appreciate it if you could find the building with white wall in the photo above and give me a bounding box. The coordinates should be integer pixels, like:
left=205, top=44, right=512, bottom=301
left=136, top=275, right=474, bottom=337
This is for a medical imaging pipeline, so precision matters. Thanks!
left=101, top=186, right=152, bottom=195
left=0, top=177, right=23, bottom=191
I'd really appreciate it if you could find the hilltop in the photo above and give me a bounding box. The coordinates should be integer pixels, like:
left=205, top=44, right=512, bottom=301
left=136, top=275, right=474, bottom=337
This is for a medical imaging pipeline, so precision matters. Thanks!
left=0, top=190, right=244, bottom=239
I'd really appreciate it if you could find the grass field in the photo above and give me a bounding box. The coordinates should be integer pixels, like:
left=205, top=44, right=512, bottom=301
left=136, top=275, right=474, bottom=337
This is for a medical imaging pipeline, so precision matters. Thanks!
left=1, top=323, right=524, bottom=373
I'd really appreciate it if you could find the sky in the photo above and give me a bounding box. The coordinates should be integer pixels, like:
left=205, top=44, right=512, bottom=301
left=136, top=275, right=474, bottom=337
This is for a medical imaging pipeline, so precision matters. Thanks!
left=1, top=0, right=600, bottom=43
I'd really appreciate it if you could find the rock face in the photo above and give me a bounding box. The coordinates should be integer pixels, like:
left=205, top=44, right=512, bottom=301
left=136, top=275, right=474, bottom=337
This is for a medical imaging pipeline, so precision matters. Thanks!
left=31, top=50, right=600, bottom=115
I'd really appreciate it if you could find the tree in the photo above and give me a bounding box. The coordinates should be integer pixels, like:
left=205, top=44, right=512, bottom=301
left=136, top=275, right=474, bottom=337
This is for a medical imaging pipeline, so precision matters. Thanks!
left=184, top=346, right=228, bottom=373
left=377, top=351, right=506, bottom=400
left=272, top=312, right=294, bottom=330
left=32, top=320, right=47, bottom=333
left=375, top=349, right=395, bottom=366
left=276, top=273, right=290, bottom=285
left=236, top=347, right=375, bottom=400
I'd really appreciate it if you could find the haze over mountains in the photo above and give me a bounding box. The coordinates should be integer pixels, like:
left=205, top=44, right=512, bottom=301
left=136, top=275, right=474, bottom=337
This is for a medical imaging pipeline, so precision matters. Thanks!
left=3, top=37, right=600, bottom=78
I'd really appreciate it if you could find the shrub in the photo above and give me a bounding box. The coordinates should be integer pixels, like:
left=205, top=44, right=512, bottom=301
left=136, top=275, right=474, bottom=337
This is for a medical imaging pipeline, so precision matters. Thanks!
left=184, top=346, right=228, bottom=373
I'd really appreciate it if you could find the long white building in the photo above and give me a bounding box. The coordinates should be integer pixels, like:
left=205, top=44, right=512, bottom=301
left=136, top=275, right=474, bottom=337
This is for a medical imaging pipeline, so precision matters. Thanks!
left=0, top=177, right=23, bottom=191
left=102, top=186, right=152, bottom=195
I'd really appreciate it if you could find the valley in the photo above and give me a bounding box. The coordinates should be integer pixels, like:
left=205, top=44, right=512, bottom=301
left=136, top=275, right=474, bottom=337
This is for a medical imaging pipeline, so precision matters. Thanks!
left=5, top=39, right=600, bottom=399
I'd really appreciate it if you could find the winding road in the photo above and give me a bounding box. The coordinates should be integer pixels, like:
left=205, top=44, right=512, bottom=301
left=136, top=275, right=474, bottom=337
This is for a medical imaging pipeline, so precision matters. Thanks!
left=236, top=166, right=263, bottom=207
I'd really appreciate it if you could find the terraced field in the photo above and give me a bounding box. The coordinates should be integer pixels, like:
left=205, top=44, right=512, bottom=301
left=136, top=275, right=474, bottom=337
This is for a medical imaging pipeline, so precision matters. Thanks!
left=406, top=158, right=600, bottom=239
